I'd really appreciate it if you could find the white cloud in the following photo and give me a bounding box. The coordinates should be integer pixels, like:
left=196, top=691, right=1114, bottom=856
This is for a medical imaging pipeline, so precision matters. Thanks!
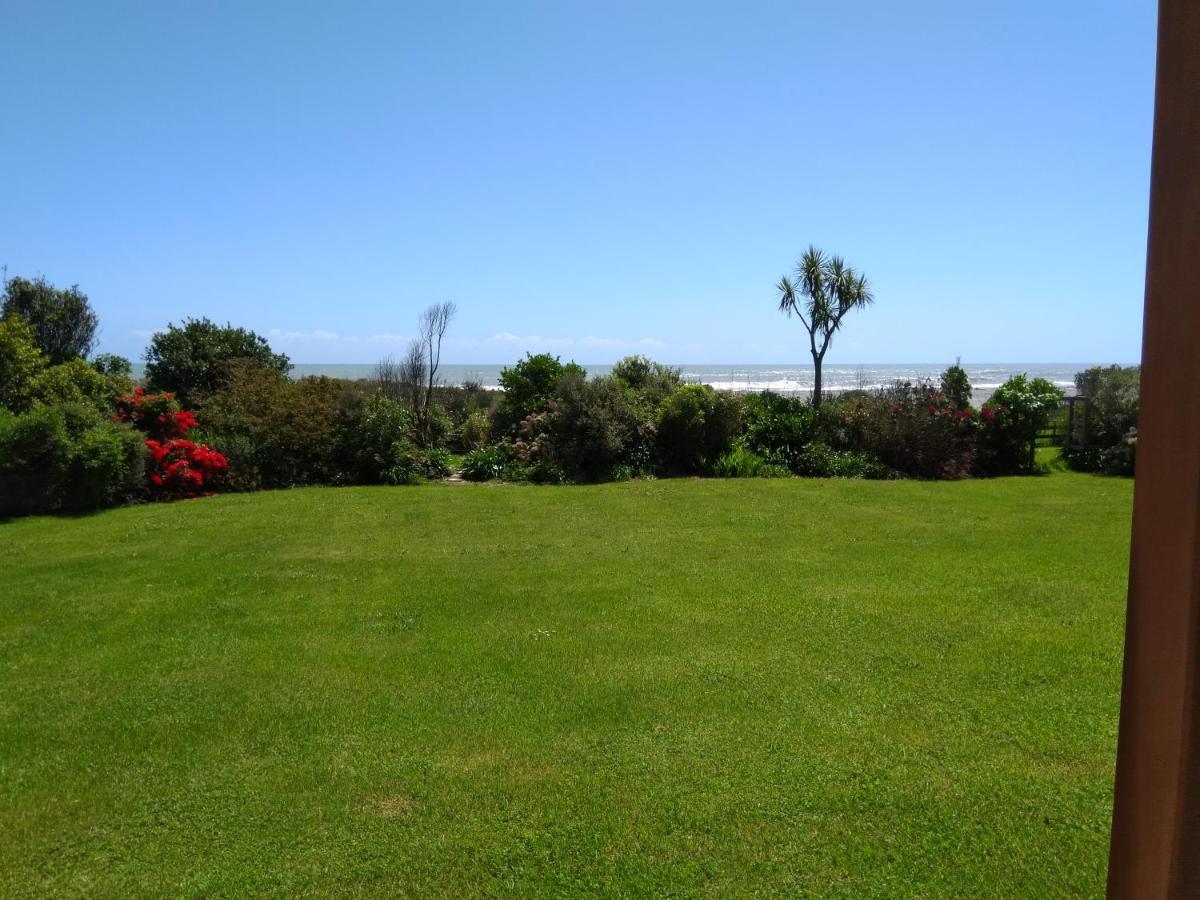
left=268, top=328, right=344, bottom=342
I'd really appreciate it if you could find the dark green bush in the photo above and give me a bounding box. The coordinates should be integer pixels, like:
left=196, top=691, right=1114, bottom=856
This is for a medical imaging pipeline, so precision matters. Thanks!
left=145, top=317, right=291, bottom=405
left=2, top=276, right=98, bottom=364
left=0, top=407, right=142, bottom=517
left=495, top=353, right=585, bottom=433
left=337, top=393, right=413, bottom=485
left=940, top=362, right=972, bottom=411
left=196, top=363, right=359, bottom=489
left=1063, top=366, right=1139, bottom=475
left=543, top=373, right=647, bottom=482
left=67, top=421, right=145, bottom=510
left=741, top=392, right=819, bottom=467
left=655, top=385, right=742, bottom=474
left=611, top=355, right=683, bottom=408
left=0, top=406, right=72, bottom=516
left=789, top=440, right=890, bottom=479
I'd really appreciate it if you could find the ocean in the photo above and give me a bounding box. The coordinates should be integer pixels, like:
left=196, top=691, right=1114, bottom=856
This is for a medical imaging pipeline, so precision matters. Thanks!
left=131, top=362, right=1092, bottom=407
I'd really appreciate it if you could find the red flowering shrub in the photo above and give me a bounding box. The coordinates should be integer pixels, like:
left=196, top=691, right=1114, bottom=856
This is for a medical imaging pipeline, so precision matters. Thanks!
left=114, top=389, right=226, bottom=498
left=144, top=439, right=227, bottom=498
left=114, top=388, right=197, bottom=440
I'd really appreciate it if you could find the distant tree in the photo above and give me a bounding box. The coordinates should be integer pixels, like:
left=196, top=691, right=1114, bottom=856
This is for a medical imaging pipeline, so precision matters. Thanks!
left=776, top=247, right=874, bottom=406
left=940, top=359, right=972, bottom=410
left=2, top=275, right=99, bottom=364
left=373, top=353, right=405, bottom=403
left=91, top=353, right=132, bottom=378
left=398, top=302, right=456, bottom=446
left=496, top=352, right=586, bottom=432
left=144, top=317, right=290, bottom=404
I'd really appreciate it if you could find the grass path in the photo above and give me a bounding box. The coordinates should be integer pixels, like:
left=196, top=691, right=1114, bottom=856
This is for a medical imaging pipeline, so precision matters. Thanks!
left=0, top=473, right=1131, bottom=896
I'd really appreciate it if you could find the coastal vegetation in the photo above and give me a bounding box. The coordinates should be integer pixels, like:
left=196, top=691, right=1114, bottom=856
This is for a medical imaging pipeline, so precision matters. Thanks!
left=0, top=470, right=1130, bottom=895
left=1, top=273, right=1132, bottom=518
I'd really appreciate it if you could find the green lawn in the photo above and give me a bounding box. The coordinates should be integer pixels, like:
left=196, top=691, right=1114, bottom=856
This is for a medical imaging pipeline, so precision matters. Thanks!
left=0, top=472, right=1131, bottom=897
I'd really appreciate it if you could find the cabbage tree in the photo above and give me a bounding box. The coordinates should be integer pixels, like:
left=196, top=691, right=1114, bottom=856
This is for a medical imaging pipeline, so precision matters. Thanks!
left=776, top=246, right=874, bottom=406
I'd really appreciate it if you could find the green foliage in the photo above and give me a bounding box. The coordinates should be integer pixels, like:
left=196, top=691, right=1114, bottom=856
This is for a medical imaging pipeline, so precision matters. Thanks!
left=458, top=410, right=492, bottom=451
left=776, top=246, right=874, bottom=405
left=196, top=364, right=356, bottom=489
left=709, top=445, right=790, bottom=478
left=655, top=384, right=742, bottom=473
left=940, top=362, right=972, bottom=411
left=0, top=316, right=46, bottom=413
left=91, top=353, right=133, bottom=378
left=610, top=355, right=682, bottom=407
left=27, top=358, right=126, bottom=414
left=1063, top=366, right=1139, bottom=476
left=788, top=440, right=890, bottom=479
left=840, top=383, right=976, bottom=479
left=741, top=391, right=819, bottom=468
left=495, top=353, right=585, bottom=433
left=2, top=275, right=99, bottom=364
left=977, top=375, right=1064, bottom=475
left=543, top=373, right=648, bottom=482
left=460, top=445, right=511, bottom=481
left=66, top=421, right=145, bottom=510
left=0, top=406, right=71, bottom=516
left=0, top=406, right=142, bottom=516
left=340, top=394, right=415, bottom=486
left=144, top=317, right=291, bottom=404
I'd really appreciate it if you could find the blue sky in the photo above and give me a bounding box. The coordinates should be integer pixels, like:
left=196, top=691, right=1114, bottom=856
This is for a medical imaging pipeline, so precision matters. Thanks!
left=1, top=1, right=1155, bottom=364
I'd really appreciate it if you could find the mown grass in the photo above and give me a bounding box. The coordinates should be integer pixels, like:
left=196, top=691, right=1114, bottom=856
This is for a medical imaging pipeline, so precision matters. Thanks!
left=0, top=471, right=1131, bottom=897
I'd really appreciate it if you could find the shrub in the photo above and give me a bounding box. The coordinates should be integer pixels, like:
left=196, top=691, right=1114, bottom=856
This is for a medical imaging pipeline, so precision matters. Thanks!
left=460, top=445, right=510, bottom=481
left=145, top=439, right=228, bottom=499
left=68, top=422, right=146, bottom=510
left=144, top=317, right=291, bottom=404
left=196, top=364, right=356, bottom=488
left=113, top=389, right=197, bottom=440
left=495, top=353, right=585, bottom=433
left=789, top=440, right=890, bottom=479
left=0, top=406, right=143, bottom=516
left=711, top=445, right=772, bottom=478
left=655, top=385, right=743, bottom=474
left=844, top=382, right=977, bottom=479
left=2, top=275, right=98, bottom=364
left=416, top=448, right=452, bottom=480
left=940, top=362, right=972, bottom=411
left=543, top=373, right=647, bottom=482
left=0, top=316, right=46, bottom=413
left=458, top=410, right=492, bottom=450
left=27, top=358, right=127, bottom=414
left=976, top=375, right=1064, bottom=475
left=340, top=394, right=415, bottom=485
left=1063, top=365, right=1139, bottom=475
left=611, top=355, right=683, bottom=407
left=741, top=392, right=819, bottom=468
left=0, top=406, right=72, bottom=516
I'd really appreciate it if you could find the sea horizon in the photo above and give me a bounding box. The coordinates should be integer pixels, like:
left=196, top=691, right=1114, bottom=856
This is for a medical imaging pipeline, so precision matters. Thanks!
left=130, top=361, right=1114, bottom=404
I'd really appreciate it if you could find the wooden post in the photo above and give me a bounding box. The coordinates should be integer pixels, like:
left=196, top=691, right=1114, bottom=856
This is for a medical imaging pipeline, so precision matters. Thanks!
left=1106, top=1, right=1200, bottom=895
